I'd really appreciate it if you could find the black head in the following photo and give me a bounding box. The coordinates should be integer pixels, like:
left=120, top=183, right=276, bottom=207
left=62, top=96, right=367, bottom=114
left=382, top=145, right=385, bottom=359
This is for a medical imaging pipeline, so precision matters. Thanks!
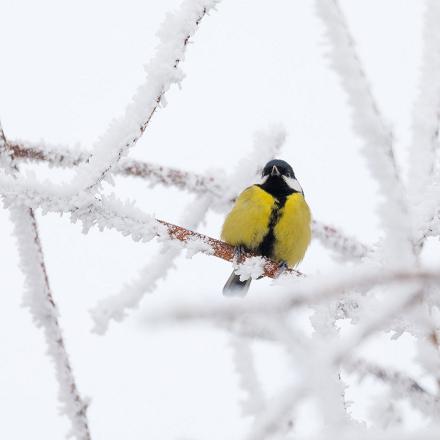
left=260, top=159, right=303, bottom=195
left=262, top=159, right=295, bottom=179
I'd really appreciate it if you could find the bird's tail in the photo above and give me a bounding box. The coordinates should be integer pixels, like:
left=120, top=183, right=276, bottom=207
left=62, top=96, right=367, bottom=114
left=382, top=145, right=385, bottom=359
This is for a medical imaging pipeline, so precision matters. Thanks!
left=222, top=271, right=251, bottom=297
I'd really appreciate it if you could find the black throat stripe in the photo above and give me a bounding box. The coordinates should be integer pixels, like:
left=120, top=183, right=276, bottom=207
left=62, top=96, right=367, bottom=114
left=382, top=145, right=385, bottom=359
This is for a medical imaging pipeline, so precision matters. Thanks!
left=255, top=177, right=296, bottom=259
left=256, top=191, right=288, bottom=259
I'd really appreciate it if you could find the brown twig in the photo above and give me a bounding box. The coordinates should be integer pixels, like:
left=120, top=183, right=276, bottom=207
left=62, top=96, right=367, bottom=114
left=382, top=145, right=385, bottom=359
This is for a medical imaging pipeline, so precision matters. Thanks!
left=9, top=141, right=87, bottom=166
left=346, top=358, right=440, bottom=418
left=9, top=141, right=221, bottom=196
left=9, top=141, right=371, bottom=260
left=0, top=127, right=91, bottom=440
left=157, top=219, right=303, bottom=279
left=311, top=220, right=370, bottom=259
left=82, top=7, right=211, bottom=192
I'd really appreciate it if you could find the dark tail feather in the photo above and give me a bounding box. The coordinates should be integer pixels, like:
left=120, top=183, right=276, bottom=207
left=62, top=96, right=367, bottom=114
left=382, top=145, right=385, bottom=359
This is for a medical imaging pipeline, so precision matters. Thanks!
left=222, top=271, right=251, bottom=297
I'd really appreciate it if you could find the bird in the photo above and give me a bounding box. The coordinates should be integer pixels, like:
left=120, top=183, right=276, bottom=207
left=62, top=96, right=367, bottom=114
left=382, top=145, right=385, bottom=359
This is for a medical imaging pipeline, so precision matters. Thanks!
left=221, top=159, right=311, bottom=296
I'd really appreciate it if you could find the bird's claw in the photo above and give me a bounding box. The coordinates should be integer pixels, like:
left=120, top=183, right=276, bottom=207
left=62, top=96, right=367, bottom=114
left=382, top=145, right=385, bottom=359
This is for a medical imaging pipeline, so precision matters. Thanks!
left=233, top=245, right=245, bottom=264
left=276, top=261, right=289, bottom=278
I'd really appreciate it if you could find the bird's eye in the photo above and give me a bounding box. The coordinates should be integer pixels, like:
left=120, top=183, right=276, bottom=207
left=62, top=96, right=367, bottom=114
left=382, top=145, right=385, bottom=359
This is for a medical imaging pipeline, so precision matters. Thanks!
left=285, top=173, right=291, bottom=178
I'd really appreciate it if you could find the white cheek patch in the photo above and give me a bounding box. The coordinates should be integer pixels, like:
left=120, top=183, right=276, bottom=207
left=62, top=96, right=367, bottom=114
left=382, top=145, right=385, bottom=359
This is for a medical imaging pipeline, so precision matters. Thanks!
left=283, top=176, right=303, bottom=193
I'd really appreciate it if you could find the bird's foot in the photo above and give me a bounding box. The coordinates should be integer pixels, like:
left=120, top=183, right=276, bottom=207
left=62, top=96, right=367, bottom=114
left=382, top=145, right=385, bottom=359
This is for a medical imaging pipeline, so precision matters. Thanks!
left=276, top=261, right=289, bottom=278
left=233, top=245, right=246, bottom=264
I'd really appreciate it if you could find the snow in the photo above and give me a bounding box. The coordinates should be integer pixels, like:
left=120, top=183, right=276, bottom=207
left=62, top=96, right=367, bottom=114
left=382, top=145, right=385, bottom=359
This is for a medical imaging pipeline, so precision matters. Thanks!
left=90, top=194, right=213, bottom=334
left=9, top=207, right=91, bottom=440
left=0, top=132, right=90, bottom=440
left=1, top=1, right=440, bottom=439
left=0, top=0, right=221, bottom=207
left=408, top=0, right=440, bottom=246
left=316, top=0, right=414, bottom=268
left=234, top=256, right=266, bottom=282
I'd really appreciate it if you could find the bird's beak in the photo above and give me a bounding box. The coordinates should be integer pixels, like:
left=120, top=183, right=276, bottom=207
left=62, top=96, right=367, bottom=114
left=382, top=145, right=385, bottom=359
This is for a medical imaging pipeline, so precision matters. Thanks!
left=271, top=165, right=280, bottom=176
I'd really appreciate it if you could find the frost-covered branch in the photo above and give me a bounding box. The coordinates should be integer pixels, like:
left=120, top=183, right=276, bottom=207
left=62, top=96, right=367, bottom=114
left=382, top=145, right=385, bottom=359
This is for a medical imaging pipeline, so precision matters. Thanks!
left=246, top=382, right=305, bottom=440
left=4, top=0, right=220, bottom=202
left=238, top=290, right=425, bottom=439
left=90, top=195, right=213, bottom=334
left=10, top=140, right=223, bottom=197
left=65, top=0, right=220, bottom=194
left=408, top=0, right=440, bottom=248
left=346, top=358, right=440, bottom=419
left=244, top=319, right=324, bottom=440
left=0, top=170, right=302, bottom=281
left=10, top=140, right=371, bottom=260
left=4, top=1, right=435, bottom=437
left=9, top=140, right=223, bottom=195
left=0, top=126, right=91, bottom=440
left=408, top=0, right=440, bottom=190
left=90, top=126, right=287, bottom=333
left=10, top=208, right=92, bottom=439
left=229, top=335, right=266, bottom=417
left=9, top=140, right=88, bottom=167
left=309, top=301, right=352, bottom=427
left=143, top=267, right=440, bottom=324
left=316, top=0, right=413, bottom=265
left=157, top=220, right=302, bottom=279
left=311, top=220, right=370, bottom=260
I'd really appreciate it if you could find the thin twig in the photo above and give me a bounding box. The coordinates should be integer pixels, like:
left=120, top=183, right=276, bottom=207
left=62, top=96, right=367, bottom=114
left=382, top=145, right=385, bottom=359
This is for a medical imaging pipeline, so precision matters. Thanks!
left=9, top=141, right=222, bottom=196
left=9, top=140, right=371, bottom=260
left=346, top=358, right=440, bottom=419
left=316, top=0, right=413, bottom=264
left=0, top=125, right=91, bottom=440
left=157, top=219, right=303, bottom=279
left=1, top=1, right=220, bottom=202
left=0, top=171, right=302, bottom=280
left=142, top=268, right=440, bottom=324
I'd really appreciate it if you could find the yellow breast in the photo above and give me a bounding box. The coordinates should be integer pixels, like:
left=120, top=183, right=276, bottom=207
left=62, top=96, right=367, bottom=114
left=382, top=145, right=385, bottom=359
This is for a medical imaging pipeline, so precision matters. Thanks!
left=273, top=193, right=311, bottom=266
left=221, top=185, right=311, bottom=267
left=221, top=185, right=275, bottom=250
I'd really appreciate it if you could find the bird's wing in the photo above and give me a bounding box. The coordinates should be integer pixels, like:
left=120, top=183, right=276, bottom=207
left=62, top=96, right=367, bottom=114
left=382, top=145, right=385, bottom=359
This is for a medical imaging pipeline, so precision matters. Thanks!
left=273, top=193, right=311, bottom=266
left=221, top=185, right=275, bottom=249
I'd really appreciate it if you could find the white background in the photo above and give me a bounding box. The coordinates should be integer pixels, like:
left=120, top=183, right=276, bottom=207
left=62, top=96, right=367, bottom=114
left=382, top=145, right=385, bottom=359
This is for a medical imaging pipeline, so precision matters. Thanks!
left=0, top=0, right=432, bottom=438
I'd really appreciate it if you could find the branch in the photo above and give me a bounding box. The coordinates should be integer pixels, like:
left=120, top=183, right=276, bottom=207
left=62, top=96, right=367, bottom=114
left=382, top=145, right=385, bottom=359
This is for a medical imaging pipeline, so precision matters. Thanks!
left=311, top=220, right=370, bottom=260
left=0, top=169, right=302, bottom=281
left=229, top=335, right=266, bottom=417
left=408, top=0, right=440, bottom=248
left=90, top=194, right=214, bottom=334
left=70, top=0, right=220, bottom=193
left=142, top=267, right=440, bottom=325
left=9, top=139, right=223, bottom=196
left=345, top=358, right=440, bottom=419
left=409, top=0, right=440, bottom=185
left=158, top=219, right=302, bottom=279
left=9, top=141, right=88, bottom=167
left=90, top=126, right=288, bottom=333
left=9, top=140, right=372, bottom=260
left=0, top=126, right=91, bottom=440
left=418, top=212, right=440, bottom=245
left=80, top=197, right=298, bottom=281
left=243, top=319, right=316, bottom=440
left=220, top=325, right=440, bottom=421
left=238, top=289, right=424, bottom=439
left=3, top=0, right=220, bottom=202
left=230, top=327, right=439, bottom=430
left=316, top=0, right=413, bottom=265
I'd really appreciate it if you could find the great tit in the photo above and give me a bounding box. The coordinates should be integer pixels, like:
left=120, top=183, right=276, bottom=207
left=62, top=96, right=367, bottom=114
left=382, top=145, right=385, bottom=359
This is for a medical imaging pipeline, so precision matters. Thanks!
left=221, top=159, right=311, bottom=295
